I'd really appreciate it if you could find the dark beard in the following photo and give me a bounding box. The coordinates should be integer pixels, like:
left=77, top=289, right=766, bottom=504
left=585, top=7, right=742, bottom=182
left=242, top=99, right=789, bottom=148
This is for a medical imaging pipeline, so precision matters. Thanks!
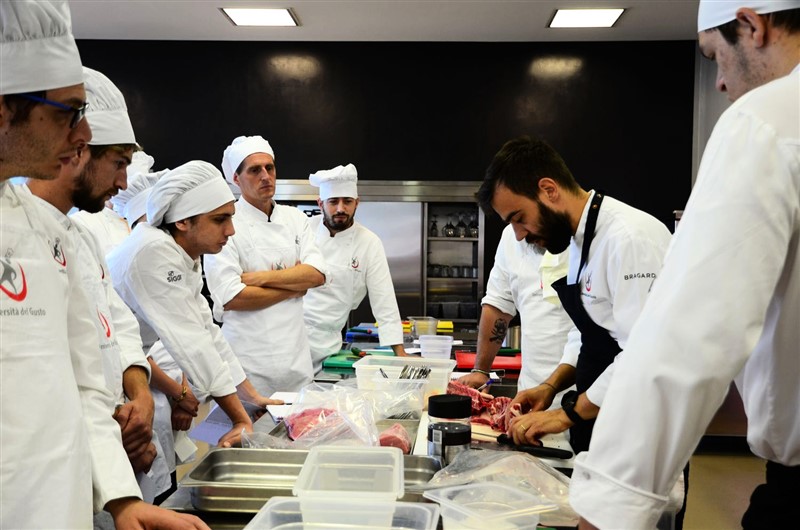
left=525, top=200, right=573, bottom=255
left=323, top=211, right=354, bottom=232
left=71, top=164, right=105, bottom=213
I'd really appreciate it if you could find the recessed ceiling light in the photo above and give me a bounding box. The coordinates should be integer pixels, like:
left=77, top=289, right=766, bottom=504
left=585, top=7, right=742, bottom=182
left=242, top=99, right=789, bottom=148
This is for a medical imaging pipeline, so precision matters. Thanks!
left=221, top=8, right=298, bottom=27
left=549, top=8, right=624, bottom=28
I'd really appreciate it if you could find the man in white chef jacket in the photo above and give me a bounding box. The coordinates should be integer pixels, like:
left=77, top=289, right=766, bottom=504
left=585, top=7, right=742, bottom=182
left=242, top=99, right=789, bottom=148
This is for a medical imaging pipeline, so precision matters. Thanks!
left=204, top=136, right=327, bottom=395
left=26, top=66, right=172, bottom=509
left=0, top=2, right=207, bottom=528
left=458, top=226, right=574, bottom=397
left=303, top=164, right=407, bottom=373
left=108, top=160, right=282, bottom=448
left=570, top=2, right=800, bottom=529
left=476, top=136, right=672, bottom=455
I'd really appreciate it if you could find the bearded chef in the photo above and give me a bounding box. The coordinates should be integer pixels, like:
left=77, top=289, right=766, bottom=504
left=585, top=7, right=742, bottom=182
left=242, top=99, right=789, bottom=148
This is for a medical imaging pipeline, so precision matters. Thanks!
left=203, top=136, right=327, bottom=395
left=107, top=160, right=281, bottom=449
left=303, top=164, right=407, bottom=373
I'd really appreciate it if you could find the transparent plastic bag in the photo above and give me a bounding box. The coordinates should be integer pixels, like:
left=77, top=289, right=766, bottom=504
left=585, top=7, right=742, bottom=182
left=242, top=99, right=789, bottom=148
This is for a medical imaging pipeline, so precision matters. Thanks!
left=424, top=449, right=579, bottom=527
left=280, top=382, right=379, bottom=448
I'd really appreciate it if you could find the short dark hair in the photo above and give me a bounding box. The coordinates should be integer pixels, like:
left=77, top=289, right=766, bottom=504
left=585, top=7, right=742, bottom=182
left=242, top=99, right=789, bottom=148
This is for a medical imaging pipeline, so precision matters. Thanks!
left=476, top=135, right=581, bottom=215
left=3, top=91, right=45, bottom=125
left=715, top=8, right=800, bottom=45
left=87, top=143, right=139, bottom=160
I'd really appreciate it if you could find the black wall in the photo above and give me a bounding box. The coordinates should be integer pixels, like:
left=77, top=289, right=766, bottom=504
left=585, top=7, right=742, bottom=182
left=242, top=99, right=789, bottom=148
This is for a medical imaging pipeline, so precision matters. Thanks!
left=78, top=39, right=695, bottom=252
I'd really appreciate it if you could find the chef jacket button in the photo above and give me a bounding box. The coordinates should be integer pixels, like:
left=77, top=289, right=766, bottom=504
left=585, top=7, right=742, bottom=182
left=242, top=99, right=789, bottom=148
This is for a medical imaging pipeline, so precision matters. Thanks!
left=582, top=472, right=591, bottom=480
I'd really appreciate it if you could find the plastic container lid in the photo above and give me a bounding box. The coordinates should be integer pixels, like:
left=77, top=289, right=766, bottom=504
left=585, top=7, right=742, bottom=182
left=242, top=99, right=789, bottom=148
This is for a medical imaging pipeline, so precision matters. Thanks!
left=428, top=394, right=471, bottom=419
left=423, top=482, right=556, bottom=530
left=293, top=445, right=404, bottom=501
left=244, top=496, right=440, bottom=530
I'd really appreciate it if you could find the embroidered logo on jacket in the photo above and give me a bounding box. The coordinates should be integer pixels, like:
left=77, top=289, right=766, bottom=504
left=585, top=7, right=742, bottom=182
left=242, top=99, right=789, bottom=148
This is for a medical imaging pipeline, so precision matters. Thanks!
left=585, top=271, right=593, bottom=292
left=167, top=270, right=182, bottom=283
left=0, top=254, right=28, bottom=302
left=624, top=272, right=657, bottom=280
left=351, top=257, right=360, bottom=269
left=50, top=237, right=66, bottom=267
left=98, top=310, right=112, bottom=338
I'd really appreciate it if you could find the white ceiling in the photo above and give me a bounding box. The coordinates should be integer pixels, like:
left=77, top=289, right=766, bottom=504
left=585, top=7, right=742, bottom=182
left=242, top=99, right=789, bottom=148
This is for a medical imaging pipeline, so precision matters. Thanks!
left=69, top=0, right=700, bottom=42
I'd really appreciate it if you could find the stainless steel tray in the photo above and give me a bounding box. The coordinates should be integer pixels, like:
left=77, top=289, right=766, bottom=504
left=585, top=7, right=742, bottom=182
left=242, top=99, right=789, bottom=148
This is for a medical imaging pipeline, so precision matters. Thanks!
left=181, top=447, right=441, bottom=512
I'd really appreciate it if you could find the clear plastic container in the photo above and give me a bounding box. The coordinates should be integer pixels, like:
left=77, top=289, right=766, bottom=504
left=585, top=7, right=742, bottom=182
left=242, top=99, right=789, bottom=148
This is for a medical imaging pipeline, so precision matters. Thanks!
left=409, top=316, right=438, bottom=338
left=353, top=356, right=456, bottom=395
left=423, top=482, right=556, bottom=530
left=293, top=445, right=404, bottom=501
left=419, top=335, right=453, bottom=359
left=244, top=497, right=440, bottom=530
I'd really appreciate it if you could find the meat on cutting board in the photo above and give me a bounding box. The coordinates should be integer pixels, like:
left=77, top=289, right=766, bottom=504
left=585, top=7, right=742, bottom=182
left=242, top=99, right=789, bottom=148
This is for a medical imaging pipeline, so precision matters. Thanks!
left=378, top=423, right=412, bottom=454
left=446, top=380, right=493, bottom=414
left=446, top=381, right=521, bottom=432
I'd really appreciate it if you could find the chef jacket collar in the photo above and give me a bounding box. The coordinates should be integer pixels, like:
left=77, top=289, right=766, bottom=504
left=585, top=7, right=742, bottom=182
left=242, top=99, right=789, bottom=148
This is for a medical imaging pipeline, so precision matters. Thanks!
left=572, top=189, right=597, bottom=251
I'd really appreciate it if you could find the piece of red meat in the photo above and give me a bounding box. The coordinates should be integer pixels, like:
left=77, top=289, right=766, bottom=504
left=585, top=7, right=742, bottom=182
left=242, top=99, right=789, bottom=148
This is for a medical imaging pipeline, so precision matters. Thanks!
left=447, top=380, right=492, bottom=414
left=284, top=407, right=338, bottom=440
left=378, top=423, right=412, bottom=454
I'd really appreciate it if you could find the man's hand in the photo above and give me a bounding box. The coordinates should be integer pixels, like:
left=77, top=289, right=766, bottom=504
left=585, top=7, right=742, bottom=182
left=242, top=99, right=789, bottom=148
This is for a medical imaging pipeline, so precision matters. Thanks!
left=457, top=371, right=489, bottom=389
left=509, top=384, right=556, bottom=415
left=507, top=408, right=572, bottom=445
left=218, top=421, right=253, bottom=448
left=174, top=383, right=200, bottom=416
left=114, top=399, right=154, bottom=458
left=129, top=442, right=157, bottom=474
left=171, top=406, right=194, bottom=431
left=106, top=497, right=210, bottom=529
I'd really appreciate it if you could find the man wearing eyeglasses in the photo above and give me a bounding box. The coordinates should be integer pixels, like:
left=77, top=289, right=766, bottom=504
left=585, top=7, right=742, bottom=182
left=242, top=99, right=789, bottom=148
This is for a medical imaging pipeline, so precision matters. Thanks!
left=0, top=1, right=208, bottom=528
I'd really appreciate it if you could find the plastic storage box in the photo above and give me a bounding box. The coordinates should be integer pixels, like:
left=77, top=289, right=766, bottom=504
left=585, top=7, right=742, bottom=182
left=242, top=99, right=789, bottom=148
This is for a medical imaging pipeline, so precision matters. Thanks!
left=243, top=497, right=440, bottom=530
left=423, top=482, right=556, bottom=530
left=419, top=335, right=454, bottom=359
left=353, top=355, right=457, bottom=395
left=408, top=316, right=437, bottom=338
left=293, top=446, right=404, bottom=500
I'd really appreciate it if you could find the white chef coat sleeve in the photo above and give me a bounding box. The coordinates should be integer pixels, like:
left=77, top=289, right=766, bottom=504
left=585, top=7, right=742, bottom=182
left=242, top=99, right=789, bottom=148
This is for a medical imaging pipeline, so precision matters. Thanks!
left=203, top=238, right=246, bottom=314
left=107, top=279, right=150, bottom=379
left=363, top=234, right=404, bottom=346
left=584, top=232, right=668, bottom=406
left=481, top=233, right=517, bottom=317
left=558, top=325, right=582, bottom=368
left=570, top=101, right=798, bottom=528
left=67, top=266, right=141, bottom=510
left=296, top=213, right=329, bottom=281
left=124, top=243, right=237, bottom=398
left=200, top=288, right=247, bottom=386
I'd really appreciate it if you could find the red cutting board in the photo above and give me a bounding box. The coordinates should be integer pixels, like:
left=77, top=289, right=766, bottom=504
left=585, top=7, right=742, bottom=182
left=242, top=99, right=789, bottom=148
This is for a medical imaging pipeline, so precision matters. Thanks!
left=455, top=351, right=522, bottom=370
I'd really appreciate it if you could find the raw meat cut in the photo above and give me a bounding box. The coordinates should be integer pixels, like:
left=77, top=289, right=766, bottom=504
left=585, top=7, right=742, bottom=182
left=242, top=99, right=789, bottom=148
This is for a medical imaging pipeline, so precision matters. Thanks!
left=446, top=380, right=492, bottom=414
left=284, top=407, right=339, bottom=440
left=379, top=423, right=412, bottom=454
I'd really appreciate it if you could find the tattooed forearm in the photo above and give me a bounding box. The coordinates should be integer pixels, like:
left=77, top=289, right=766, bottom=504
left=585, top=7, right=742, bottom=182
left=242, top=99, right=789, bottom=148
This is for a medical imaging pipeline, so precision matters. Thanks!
left=489, top=319, right=507, bottom=344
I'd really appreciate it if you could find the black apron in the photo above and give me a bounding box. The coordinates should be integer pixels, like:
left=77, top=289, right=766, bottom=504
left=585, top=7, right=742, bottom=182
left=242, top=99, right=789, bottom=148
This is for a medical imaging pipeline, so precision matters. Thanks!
left=552, top=191, right=622, bottom=454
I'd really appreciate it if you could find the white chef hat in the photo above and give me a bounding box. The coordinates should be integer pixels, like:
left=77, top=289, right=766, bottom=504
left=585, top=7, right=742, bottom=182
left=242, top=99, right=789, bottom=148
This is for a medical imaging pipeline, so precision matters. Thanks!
left=83, top=67, right=136, bottom=145
left=309, top=164, right=359, bottom=200
left=147, top=160, right=235, bottom=227
left=698, top=0, right=800, bottom=31
left=113, top=167, right=169, bottom=227
left=221, top=135, right=275, bottom=185
left=127, top=151, right=155, bottom=178
left=0, top=0, right=83, bottom=95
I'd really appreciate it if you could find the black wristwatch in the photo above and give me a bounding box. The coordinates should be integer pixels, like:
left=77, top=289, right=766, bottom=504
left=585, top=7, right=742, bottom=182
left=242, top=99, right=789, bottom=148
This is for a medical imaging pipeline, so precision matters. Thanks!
left=560, top=390, right=587, bottom=425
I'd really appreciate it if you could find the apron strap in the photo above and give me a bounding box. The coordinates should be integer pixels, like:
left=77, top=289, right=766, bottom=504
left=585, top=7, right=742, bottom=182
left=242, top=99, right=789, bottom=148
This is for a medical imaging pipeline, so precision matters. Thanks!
left=577, top=191, right=606, bottom=278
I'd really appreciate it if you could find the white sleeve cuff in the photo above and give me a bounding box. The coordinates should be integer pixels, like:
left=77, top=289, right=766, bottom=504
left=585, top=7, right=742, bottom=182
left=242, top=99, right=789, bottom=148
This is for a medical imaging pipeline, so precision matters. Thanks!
left=570, top=453, right=669, bottom=529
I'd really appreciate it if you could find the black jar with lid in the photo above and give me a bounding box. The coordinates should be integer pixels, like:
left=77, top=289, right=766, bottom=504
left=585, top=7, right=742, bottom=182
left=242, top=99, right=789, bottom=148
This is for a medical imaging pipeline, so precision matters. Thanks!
left=427, top=394, right=471, bottom=425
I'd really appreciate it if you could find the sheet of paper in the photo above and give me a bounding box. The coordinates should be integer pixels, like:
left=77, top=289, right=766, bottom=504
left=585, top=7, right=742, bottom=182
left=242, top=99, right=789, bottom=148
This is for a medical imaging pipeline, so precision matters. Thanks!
left=189, top=400, right=265, bottom=446
left=266, top=391, right=298, bottom=422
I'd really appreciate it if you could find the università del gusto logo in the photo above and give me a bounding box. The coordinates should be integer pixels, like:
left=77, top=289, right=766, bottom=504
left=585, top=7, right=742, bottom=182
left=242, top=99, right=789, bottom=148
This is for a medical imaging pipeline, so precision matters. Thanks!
left=50, top=237, right=66, bottom=267
left=0, top=253, right=28, bottom=302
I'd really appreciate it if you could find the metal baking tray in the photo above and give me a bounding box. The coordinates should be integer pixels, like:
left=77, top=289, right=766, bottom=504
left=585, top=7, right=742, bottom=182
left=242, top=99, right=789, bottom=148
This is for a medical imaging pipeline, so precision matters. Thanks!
left=181, top=447, right=441, bottom=512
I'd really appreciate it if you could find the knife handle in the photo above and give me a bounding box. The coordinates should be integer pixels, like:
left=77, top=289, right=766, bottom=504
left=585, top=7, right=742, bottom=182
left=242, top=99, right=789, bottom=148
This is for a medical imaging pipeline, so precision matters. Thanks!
left=497, top=433, right=573, bottom=460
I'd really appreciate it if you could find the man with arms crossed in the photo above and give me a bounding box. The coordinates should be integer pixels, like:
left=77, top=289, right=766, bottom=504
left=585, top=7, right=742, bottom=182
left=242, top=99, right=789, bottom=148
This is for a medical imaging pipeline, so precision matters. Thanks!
left=204, top=136, right=327, bottom=394
left=303, top=164, right=408, bottom=373
left=570, top=2, right=800, bottom=528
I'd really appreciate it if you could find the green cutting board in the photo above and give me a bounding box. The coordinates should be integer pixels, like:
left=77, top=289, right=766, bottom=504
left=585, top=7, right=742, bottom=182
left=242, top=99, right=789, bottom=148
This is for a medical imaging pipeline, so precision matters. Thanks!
left=322, top=349, right=395, bottom=369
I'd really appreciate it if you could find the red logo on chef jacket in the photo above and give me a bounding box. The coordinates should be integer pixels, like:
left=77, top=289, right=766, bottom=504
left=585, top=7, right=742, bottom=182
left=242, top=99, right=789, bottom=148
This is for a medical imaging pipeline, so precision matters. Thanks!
left=50, top=237, right=66, bottom=267
left=585, top=271, right=593, bottom=292
left=351, top=257, right=360, bottom=269
left=98, top=310, right=112, bottom=338
left=0, top=254, right=28, bottom=302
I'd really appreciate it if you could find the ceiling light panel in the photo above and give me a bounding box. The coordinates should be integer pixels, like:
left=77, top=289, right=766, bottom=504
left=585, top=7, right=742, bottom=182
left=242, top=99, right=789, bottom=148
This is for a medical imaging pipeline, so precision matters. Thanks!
left=222, top=8, right=298, bottom=27
left=550, top=9, right=624, bottom=28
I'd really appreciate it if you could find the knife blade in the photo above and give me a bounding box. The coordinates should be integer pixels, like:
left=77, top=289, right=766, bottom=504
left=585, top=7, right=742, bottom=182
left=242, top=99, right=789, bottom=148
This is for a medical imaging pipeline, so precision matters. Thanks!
left=473, top=431, right=573, bottom=459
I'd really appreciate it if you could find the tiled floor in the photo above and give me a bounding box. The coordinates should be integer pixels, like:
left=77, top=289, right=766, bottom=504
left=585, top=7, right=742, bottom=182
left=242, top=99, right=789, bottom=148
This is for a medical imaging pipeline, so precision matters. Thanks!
left=683, top=452, right=764, bottom=530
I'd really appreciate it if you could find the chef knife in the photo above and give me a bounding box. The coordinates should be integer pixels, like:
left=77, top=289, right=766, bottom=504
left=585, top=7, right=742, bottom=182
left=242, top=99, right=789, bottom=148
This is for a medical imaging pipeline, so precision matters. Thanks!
left=475, top=432, right=574, bottom=459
